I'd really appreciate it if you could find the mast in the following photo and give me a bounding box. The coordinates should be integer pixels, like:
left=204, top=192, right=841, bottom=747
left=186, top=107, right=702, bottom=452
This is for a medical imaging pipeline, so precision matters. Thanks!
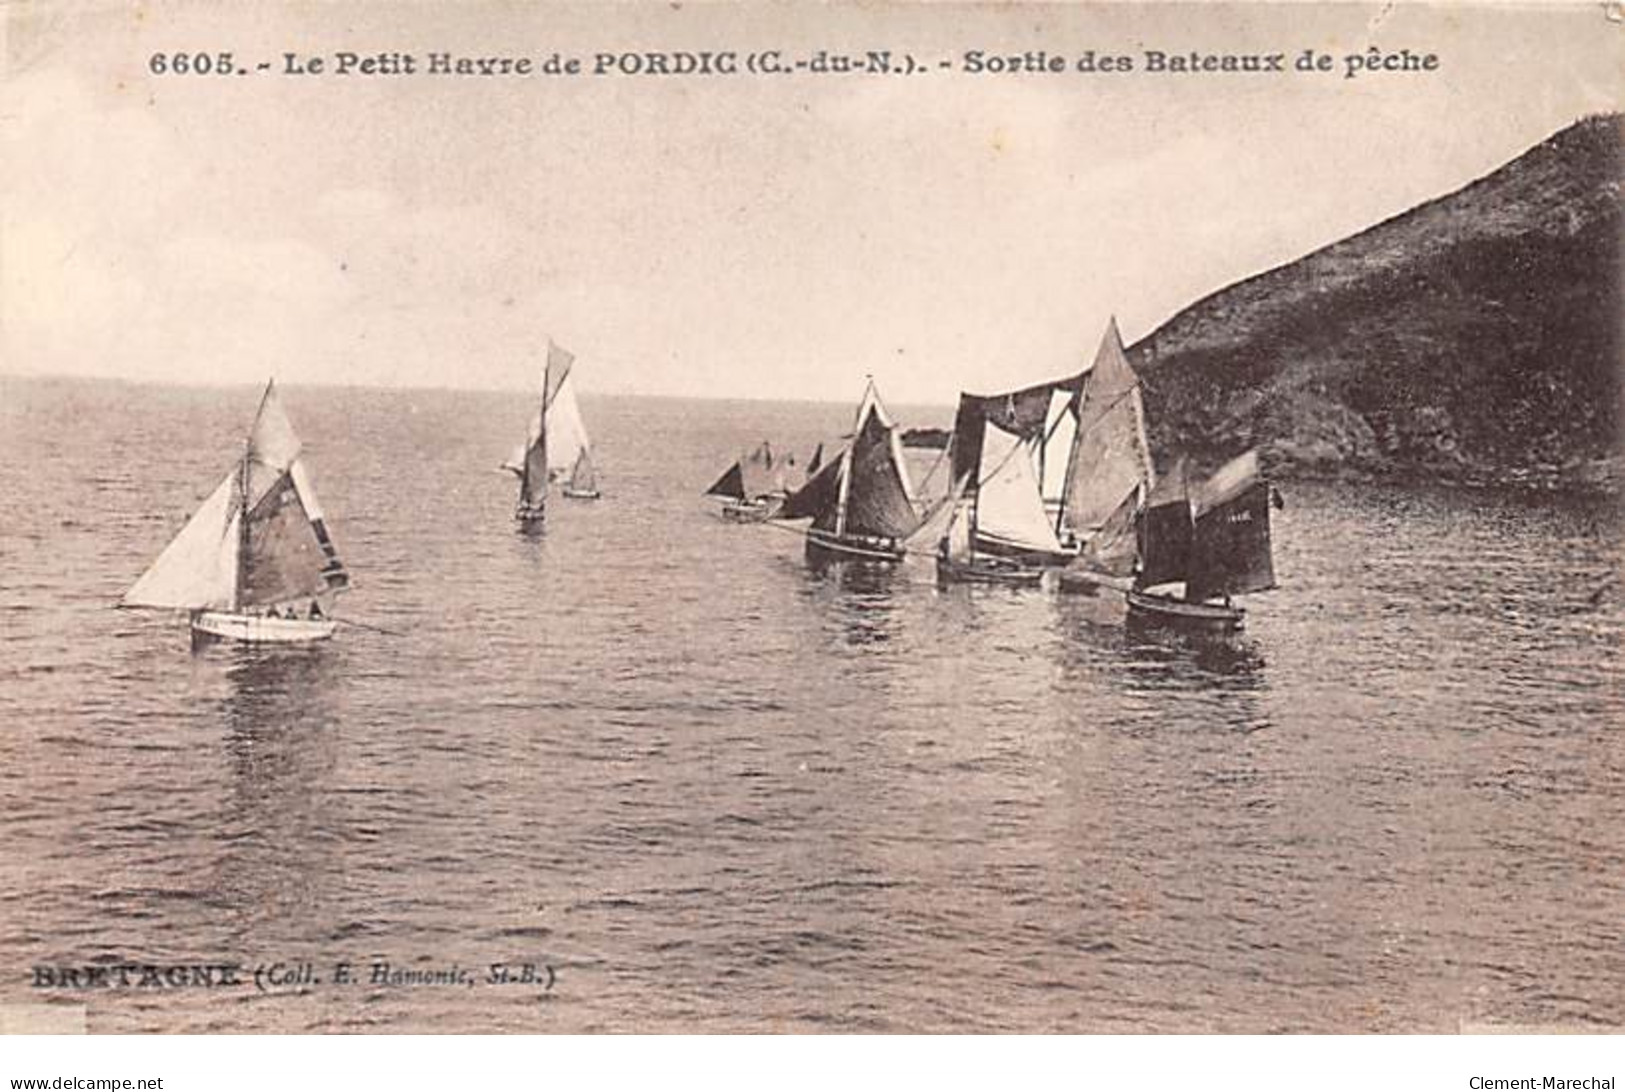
left=234, top=416, right=253, bottom=613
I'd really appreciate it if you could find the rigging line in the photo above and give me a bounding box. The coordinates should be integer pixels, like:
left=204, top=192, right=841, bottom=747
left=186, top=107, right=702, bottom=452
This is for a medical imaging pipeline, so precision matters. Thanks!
left=334, top=616, right=408, bottom=637
left=972, top=425, right=1040, bottom=492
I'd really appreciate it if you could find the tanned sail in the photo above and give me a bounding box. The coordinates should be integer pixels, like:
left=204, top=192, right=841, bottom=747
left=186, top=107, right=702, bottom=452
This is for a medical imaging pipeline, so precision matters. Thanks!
left=778, top=380, right=920, bottom=561
left=123, top=381, right=348, bottom=643
left=1127, top=449, right=1277, bottom=634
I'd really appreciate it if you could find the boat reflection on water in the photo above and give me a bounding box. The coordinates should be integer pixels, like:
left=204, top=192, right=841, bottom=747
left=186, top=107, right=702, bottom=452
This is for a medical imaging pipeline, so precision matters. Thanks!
left=209, top=646, right=345, bottom=944
left=1054, top=595, right=1270, bottom=721
left=799, top=559, right=906, bottom=647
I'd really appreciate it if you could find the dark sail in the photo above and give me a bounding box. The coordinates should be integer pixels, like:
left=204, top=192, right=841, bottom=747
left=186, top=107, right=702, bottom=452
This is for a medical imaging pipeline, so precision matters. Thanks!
left=1136, top=458, right=1192, bottom=589
left=705, top=461, right=746, bottom=499
left=240, top=471, right=329, bottom=607
left=805, top=443, right=823, bottom=476
left=778, top=454, right=843, bottom=525
left=1076, top=488, right=1139, bottom=577
left=842, top=407, right=918, bottom=539
left=520, top=410, right=548, bottom=509
left=1186, top=453, right=1276, bottom=601
left=543, top=341, right=575, bottom=410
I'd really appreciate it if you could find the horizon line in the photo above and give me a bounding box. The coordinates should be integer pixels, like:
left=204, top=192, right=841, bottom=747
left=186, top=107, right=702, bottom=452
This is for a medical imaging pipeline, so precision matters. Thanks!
left=0, top=368, right=961, bottom=410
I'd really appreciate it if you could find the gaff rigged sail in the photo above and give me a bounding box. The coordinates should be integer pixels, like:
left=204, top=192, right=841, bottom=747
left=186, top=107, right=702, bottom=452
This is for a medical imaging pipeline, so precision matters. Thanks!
left=778, top=381, right=920, bottom=542
left=123, top=381, right=347, bottom=612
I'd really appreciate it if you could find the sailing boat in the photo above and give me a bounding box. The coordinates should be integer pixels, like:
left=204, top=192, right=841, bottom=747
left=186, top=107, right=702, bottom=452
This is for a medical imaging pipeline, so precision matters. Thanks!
left=776, top=380, right=921, bottom=563
left=938, top=376, right=1078, bottom=585
left=502, top=340, right=598, bottom=520
left=704, top=441, right=795, bottom=523
left=121, top=381, right=350, bottom=644
left=562, top=448, right=601, bottom=501
left=937, top=318, right=1154, bottom=589
left=1126, top=450, right=1278, bottom=633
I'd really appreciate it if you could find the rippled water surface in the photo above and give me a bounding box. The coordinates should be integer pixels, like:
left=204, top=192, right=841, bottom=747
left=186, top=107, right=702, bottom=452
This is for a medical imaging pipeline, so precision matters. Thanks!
left=1, top=376, right=1621, bottom=1032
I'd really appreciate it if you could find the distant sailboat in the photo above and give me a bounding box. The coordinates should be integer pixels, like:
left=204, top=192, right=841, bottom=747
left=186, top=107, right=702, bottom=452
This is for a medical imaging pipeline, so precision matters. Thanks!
left=1126, top=450, right=1278, bottom=633
left=502, top=340, right=598, bottom=520
left=562, top=448, right=601, bottom=501
left=705, top=441, right=794, bottom=523
left=777, top=380, right=921, bottom=563
left=121, top=380, right=350, bottom=644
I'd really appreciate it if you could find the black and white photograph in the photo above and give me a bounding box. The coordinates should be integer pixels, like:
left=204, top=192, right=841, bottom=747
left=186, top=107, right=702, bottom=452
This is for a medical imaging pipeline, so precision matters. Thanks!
left=0, top=0, right=1620, bottom=1076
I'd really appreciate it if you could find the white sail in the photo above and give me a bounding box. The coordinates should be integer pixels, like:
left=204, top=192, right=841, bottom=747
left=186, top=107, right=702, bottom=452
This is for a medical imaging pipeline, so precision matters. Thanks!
left=1039, top=387, right=1075, bottom=507
left=976, top=421, right=1066, bottom=554
left=123, top=472, right=242, bottom=610
left=545, top=366, right=590, bottom=478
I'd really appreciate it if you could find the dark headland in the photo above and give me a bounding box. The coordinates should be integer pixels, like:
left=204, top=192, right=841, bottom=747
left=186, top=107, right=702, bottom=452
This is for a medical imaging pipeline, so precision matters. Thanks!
left=1130, top=113, right=1622, bottom=494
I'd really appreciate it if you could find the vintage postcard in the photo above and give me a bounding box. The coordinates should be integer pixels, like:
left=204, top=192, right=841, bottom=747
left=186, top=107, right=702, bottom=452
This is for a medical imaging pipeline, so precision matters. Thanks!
left=1, top=0, right=1619, bottom=1055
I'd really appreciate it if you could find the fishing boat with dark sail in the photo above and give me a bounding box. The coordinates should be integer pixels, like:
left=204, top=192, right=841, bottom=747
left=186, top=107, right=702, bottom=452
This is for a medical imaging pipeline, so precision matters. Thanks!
left=502, top=340, right=598, bottom=520
left=776, top=380, right=921, bottom=563
left=1126, top=450, right=1278, bottom=634
left=704, top=441, right=795, bottom=523
left=937, top=318, right=1154, bottom=590
left=121, top=380, right=350, bottom=644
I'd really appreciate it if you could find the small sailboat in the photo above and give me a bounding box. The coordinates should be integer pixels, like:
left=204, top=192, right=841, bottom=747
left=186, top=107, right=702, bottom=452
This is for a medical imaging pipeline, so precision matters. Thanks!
left=562, top=449, right=601, bottom=501
left=1126, top=450, right=1279, bottom=634
left=502, top=340, right=598, bottom=521
left=121, top=380, right=350, bottom=644
left=777, top=380, right=921, bottom=563
left=704, top=441, right=795, bottom=523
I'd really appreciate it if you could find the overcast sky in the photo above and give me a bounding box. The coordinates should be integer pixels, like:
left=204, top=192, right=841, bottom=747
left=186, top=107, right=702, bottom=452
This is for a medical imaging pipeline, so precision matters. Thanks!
left=2, top=2, right=1617, bottom=404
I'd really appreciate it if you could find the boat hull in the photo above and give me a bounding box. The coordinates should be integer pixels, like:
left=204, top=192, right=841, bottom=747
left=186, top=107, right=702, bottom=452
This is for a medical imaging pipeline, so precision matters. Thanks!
left=1055, top=566, right=1134, bottom=597
left=562, top=488, right=601, bottom=501
left=191, top=610, right=337, bottom=644
left=719, top=498, right=781, bottom=524
left=936, top=553, right=1044, bottom=587
left=514, top=500, right=546, bottom=524
left=805, top=529, right=905, bottom=564
left=1125, top=590, right=1244, bottom=634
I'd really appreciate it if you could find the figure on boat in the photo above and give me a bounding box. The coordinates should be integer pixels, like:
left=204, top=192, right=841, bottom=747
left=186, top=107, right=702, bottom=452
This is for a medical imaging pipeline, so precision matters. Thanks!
left=776, top=379, right=923, bottom=564
left=502, top=339, right=599, bottom=521
left=121, top=380, right=350, bottom=645
left=705, top=441, right=798, bottom=523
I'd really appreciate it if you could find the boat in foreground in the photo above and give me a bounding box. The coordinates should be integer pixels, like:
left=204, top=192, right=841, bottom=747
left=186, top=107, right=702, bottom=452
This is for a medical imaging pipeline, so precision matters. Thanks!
left=122, top=380, right=350, bottom=645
